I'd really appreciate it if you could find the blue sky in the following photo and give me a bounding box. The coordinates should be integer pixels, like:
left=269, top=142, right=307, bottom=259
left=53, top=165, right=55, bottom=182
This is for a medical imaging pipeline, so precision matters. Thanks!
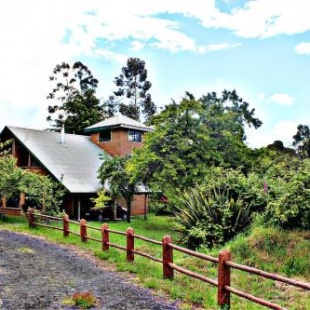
left=0, top=0, right=309, bottom=148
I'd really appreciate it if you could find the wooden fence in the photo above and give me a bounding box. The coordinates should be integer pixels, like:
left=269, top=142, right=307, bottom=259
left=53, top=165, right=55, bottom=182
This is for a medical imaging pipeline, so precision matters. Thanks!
left=28, top=210, right=310, bottom=310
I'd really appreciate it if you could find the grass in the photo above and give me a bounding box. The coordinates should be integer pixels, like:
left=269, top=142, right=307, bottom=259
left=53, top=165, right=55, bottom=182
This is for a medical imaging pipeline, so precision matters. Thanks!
left=1, top=214, right=309, bottom=309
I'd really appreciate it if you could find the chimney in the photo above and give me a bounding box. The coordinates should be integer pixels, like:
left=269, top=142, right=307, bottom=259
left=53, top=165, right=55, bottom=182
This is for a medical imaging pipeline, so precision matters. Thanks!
left=61, top=120, right=65, bottom=146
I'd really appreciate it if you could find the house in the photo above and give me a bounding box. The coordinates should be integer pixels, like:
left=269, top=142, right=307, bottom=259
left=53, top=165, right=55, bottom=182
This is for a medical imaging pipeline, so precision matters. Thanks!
left=0, top=114, right=153, bottom=219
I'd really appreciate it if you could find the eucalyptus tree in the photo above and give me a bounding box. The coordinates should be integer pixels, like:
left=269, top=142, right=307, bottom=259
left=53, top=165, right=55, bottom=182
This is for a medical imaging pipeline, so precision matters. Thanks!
left=112, top=57, right=156, bottom=123
left=46, top=61, right=112, bottom=133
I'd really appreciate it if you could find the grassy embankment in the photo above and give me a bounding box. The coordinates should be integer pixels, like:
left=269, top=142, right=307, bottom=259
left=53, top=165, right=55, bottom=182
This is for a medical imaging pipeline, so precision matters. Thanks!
left=0, top=215, right=309, bottom=309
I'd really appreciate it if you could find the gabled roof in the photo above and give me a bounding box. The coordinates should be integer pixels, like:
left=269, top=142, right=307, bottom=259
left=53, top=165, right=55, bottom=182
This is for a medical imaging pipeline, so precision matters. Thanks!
left=3, top=126, right=109, bottom=194
left=84, top=114, right=153, bottom=133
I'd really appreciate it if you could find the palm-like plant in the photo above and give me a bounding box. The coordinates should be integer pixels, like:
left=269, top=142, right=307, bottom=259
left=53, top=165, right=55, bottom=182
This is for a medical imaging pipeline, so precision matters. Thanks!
left=174, top=186, right=252, bottom=249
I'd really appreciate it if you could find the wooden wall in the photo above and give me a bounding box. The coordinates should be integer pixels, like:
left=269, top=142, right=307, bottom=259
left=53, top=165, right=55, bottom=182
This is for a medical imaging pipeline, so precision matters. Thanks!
left=90, top=128, right=145, bottom=157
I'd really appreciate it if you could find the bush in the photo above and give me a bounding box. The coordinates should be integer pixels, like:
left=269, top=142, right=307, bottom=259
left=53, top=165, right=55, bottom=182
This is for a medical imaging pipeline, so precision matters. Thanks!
left=201, top=167, right=268, bottom=213
left=173, top=186, right=253, bottom=249
left=149, top=202, right=174, bottom=216
left=264, top=159, right=310, bottom=230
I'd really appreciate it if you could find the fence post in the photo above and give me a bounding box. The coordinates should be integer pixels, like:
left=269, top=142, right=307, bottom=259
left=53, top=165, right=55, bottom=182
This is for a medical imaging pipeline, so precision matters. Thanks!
left=63, top=214, right=69, bottom=237
left=28, top=208, right=35, bottom=228
left=80, top=219, right=87, bottom=242
left=126, top=227, right=135, bottom=262
left=102, top=223, right=109, bottom=251
left=162, top=235, right=174, bottom=279
left=218, top=249, right=231, bottom=309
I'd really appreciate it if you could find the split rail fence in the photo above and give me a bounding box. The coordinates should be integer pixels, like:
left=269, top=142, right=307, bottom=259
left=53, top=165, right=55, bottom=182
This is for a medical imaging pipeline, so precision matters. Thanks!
left=28, top=210, right=310, bottom=310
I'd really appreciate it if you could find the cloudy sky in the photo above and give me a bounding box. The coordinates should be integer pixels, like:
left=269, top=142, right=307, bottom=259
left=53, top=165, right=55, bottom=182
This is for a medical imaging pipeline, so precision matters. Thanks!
left=0, top=0, right=309, bottom=148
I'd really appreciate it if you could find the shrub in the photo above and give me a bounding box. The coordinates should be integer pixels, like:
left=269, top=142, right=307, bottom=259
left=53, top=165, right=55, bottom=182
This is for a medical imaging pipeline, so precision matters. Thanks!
left=173, top=186, right=253, bottom=249
left=264, top=159, right=310, bottom=230
left=202, top=167, right=268, bottom=213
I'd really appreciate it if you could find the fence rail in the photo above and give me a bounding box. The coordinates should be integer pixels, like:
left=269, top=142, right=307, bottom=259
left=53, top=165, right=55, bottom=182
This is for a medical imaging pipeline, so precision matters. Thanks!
left=27, top=210, right=310, bottom=310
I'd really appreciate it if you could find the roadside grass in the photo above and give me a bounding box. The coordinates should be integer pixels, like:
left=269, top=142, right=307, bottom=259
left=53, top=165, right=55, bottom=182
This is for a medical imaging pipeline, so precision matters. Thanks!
left=1, top=215, right=309, bottom=309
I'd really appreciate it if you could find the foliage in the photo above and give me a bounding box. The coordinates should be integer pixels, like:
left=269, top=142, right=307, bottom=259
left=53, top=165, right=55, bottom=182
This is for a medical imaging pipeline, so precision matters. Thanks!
left=263, top=158, right=310, bottom=229
left=112, top=57, right=156, bottom=122
left=243, top=150, right=310, bottom=230
left=71, top=291, right=96, bottom=309
left=148, top=201, right=173, bottom=216
left=0, top=142, right=65, bottom=215
left=129, top=90, right=261, bottom=203
left=46, top=61, right=113, bottom=133
left=292, top=124, right=310, bottom=159
left=98, top=156, right=137, bottom=222
left=201, top=167, right=268, bottom=213
left=266, top=140, right=295, bottom=155
left=174, top=186, right=253, bottom=249
left=228, top=223, right=310, bottom=277
left=90, top=189, right=111, bottom=210
left=18, top=170, right=66, bottom=215
left=0, top=153, right=22, bottom=198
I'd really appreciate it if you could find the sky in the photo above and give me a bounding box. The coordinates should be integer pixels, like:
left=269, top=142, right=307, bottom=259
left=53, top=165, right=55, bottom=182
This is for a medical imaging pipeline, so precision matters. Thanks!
left=0, top=0, right=309, bottom=149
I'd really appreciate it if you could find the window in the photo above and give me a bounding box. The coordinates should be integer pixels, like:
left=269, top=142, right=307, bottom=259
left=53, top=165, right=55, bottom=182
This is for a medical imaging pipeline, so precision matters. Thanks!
left=128, top=130, right=142, bottom=142
left=99, top=130, right=111, bottom=142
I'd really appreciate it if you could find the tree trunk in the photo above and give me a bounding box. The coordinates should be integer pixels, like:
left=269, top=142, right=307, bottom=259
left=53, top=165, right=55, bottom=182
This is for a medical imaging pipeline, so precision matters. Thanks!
left=126, top=199, right=131, bottom=223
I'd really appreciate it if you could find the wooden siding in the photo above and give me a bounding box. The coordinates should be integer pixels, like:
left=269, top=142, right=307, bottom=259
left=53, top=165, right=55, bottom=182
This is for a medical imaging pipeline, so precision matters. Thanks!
left=90, top=128, right=145, bottom=157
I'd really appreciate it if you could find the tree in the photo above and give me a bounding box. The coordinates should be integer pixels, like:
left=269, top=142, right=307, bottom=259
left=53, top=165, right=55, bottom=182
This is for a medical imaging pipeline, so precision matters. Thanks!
left=47, top=61, right=113, bottom=134
left=200, top=90, right=262, bottom=140
left=112, top=57, right=156, bottom=123
left=18, top=170, right=66, bottom=215
left=129, top=90, right=261, bottom=201
left=292, top=124, right=310, bottom=159
left=0, top=152, right=22, bottom=200
left=0, top=143, right=64, bottom=215
left=98, top=156, right=138, bottom=222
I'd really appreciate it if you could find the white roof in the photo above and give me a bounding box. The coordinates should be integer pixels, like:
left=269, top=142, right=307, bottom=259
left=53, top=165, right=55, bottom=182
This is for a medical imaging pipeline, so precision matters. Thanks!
left=84, top=114, right=153, bottom=132
left=7, top=127, right=109, bottom=194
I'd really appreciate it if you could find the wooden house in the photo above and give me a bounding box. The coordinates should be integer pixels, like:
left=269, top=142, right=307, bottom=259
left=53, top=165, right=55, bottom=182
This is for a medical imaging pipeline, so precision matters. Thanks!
left=0, top=114, right=153, bottom=219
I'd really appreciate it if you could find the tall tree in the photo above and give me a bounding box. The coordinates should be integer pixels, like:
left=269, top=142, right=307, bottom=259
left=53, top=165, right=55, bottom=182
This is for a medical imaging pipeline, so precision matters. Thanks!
left=112, top=57, right=156, bottom=123
left=129, top=90, right=262, bottom=200
left=292, top=124, right=310, bottom=159
left=46, top=61, right=113, bottom=134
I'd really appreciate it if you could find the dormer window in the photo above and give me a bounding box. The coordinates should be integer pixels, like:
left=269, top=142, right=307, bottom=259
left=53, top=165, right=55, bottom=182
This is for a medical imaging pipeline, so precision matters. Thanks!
left=128, top=130, right=142, bottom=142
left=99, top=130, right=111, bottom=142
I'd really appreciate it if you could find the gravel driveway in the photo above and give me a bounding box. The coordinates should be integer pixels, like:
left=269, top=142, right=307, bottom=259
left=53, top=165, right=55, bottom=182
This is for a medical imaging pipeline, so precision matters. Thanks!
left=0, top=230, right=179, bottom=310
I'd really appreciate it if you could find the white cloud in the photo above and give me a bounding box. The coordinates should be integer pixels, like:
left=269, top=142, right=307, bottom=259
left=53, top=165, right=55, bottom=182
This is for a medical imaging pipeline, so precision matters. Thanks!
left=246, top=120, right=297, bottom=148
left=272, top=120, right=297, bottom=146
left=270, top=93, right=295, bottom=106
left=196, top=0, right=310, bottom=38
left=0, top=0, right=308, bottom=133
left=295, top=42, right=310, bottom=55
left=202, top=43, right=241, bottom=52
left=131, top=41, right=145, bottom=51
